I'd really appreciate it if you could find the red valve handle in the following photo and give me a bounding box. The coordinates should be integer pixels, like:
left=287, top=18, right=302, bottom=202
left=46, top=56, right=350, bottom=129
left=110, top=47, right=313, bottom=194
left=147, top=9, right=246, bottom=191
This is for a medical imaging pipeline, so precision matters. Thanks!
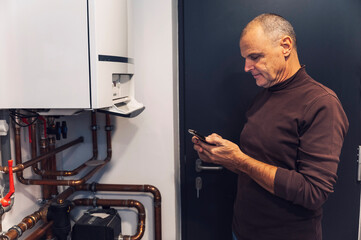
left=1, top=159, right=15, bottom=207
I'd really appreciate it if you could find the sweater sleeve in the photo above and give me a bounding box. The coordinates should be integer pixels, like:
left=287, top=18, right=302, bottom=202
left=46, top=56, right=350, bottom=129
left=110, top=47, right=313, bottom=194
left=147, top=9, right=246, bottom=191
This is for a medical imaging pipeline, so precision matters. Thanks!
left=274, top=94, right=349, bottom=210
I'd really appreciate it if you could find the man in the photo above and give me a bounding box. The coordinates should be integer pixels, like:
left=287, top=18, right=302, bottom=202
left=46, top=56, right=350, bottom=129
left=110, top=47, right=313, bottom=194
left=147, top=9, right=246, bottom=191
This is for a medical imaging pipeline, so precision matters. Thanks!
left=192, top=13, right=348, bottom=240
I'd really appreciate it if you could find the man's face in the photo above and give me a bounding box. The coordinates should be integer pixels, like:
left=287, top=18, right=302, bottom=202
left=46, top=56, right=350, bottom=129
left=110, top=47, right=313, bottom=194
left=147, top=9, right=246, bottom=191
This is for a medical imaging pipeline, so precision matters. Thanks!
left=240, top=25, right=287, bottom=88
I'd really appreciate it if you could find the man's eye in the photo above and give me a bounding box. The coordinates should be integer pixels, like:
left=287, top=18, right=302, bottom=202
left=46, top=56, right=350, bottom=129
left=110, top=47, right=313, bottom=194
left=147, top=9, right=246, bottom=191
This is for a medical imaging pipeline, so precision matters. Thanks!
left=250, top=55, right=260, bottom=60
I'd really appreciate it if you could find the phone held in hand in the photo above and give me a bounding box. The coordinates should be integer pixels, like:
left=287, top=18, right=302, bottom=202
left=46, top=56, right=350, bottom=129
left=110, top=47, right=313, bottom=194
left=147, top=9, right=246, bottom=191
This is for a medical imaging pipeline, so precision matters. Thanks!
left=188, top=129, right=216, bottom=146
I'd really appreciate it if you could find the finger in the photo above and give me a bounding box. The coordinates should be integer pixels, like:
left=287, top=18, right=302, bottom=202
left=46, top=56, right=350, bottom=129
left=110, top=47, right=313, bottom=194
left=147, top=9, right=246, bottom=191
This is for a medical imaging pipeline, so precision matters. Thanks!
left=198, top=137, right=221, bottom=152
left=205, top=134, right=224, bottom=146
left=193, top=143, right=203, bottom=153
left=192, top=136, right=199, bottom=144
left=198, top=151, right=211, bottom=162
left=209, top=133, right=221, bottom=138
left=198, top=148, right=214, bottom=163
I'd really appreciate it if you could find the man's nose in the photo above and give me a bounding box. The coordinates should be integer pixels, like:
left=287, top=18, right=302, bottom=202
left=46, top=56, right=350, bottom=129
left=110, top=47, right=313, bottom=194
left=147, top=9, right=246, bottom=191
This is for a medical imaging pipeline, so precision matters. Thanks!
left=244, top=59, right=253, bottom=72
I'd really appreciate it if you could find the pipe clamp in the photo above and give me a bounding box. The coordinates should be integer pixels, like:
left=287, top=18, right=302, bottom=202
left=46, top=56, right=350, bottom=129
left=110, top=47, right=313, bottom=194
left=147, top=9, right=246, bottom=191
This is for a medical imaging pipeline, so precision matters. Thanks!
left=90, top=182, right=97, bottom=192
left=9, top=225, right=22, bottom=237
left=92, top=197, right=98, bottom=208
left=105, top=125, right=113, bottom=131
left=0, top=233, right=10, bottom=240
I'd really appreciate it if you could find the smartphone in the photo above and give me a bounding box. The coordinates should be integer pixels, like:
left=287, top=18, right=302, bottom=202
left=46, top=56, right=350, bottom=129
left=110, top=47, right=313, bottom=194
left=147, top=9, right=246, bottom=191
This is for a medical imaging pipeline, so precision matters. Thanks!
left=188, top=129, right=216, bottom=146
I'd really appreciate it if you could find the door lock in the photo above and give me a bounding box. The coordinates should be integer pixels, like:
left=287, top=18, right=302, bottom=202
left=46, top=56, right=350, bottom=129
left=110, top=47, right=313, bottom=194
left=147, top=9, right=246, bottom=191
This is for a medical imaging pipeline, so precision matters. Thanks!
left=195, top=159, right=223, bottom=172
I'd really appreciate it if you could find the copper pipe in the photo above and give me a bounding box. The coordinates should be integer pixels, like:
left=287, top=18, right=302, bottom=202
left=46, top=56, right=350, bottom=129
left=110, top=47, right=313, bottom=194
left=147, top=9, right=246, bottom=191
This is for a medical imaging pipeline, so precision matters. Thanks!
left=72, top=198, right=145, bottom=240
left=22, top=137, right=83, bottom=170
left=56, top=186, right=76, bottom=204
left=13, top=114, right=111, bottom=186
left=30, top=122, right=37, bottom=159
left=31, top=138, right=46, bottom=175
left=0, top=164, right=24, bottom=173
left=48, top=137, right=58, bottom=196
left=76, top=183, right=162, bottom=240
left=41, top=137, right=51, bottom=199
left=39, top=138, right=49, bottom=175
left=31, top=112, right=98, bottom=177
left=24, top=221, right=53, bottom=240
left=0, top=203, right=50, bottom=240
left=30, top=120, right=43, bottom=176
left=48, top=137, right=55, bottom=175
left=54, top=184, right=161, bottom=239
left=33, top=122, right=52, bottom=200
left=29, top=127, right=54, bottom=199
left=2, top=129, right=84, bottom=173
left=0, top=186, right=76, bottom=240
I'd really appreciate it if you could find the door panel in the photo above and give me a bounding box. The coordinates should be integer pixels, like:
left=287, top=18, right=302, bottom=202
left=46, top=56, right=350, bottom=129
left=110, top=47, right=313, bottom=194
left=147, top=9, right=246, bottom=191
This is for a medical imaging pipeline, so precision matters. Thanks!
left=180, top=1, right=361, bottom=239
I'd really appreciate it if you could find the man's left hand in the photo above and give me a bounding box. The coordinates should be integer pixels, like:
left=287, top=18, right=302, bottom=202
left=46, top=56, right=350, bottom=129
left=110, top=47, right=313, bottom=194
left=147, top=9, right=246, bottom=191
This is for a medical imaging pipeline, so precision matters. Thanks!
left=192, top=133, right=243, bottom=172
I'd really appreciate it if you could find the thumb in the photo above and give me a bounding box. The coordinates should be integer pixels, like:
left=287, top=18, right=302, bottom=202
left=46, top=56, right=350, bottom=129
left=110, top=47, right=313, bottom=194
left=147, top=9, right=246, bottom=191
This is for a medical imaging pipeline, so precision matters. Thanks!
left=206, top=133, right=223, bottom=145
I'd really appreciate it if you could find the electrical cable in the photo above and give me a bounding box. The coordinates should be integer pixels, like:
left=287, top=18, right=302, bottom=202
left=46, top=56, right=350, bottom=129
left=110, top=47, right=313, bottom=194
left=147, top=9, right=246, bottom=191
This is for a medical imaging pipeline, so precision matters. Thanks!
left=9, top=110, right=39, bottom=127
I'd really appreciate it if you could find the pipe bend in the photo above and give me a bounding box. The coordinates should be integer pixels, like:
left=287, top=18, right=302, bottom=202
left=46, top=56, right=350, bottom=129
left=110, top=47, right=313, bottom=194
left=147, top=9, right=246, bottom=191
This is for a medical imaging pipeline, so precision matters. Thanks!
left=69, top=178, right=86, bottom=186
left=130, top=199, right=146, bottom=214
left=144, top=185, right=162, bottom=202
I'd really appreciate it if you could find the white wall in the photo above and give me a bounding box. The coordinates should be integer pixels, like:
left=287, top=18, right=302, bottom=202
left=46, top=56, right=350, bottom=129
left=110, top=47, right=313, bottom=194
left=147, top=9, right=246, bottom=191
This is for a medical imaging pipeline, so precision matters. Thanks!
left=1, top=0, right=179, bottom=239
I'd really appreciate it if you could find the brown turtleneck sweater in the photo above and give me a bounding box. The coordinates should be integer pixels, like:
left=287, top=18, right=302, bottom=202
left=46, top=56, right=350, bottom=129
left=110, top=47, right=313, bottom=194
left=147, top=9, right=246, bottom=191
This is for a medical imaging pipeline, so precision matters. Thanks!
left=232, top=67, right=349, bottom=240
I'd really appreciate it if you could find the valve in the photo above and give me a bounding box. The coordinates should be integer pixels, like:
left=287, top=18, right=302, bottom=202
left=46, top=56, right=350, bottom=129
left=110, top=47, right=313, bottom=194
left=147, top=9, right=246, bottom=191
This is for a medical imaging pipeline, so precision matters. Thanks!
left=61, top=121, right=68, bottom=139
left=55, top=122, right=61, bottom=140
left=1, top=160, right=15, bottom=207
left=47, top=121, right=67, bottom=140
left=47, top=122, right=62, bottom=140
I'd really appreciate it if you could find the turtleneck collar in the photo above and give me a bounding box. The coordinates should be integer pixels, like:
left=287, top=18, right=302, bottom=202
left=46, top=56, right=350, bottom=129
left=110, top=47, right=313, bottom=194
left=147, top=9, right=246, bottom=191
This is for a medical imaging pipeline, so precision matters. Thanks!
left=268, top=65, right=306, bottom=92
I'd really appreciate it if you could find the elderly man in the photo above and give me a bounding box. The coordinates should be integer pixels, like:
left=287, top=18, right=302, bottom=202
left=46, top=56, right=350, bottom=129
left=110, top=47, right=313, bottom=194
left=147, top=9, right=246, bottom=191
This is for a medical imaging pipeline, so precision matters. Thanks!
left=192, top=13, right=348, bottom=240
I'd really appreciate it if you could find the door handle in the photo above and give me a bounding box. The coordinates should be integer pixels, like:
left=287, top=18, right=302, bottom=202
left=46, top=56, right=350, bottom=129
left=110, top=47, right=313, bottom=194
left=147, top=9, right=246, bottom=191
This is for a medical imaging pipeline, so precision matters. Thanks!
left=195, top=159, right=223, bottom=172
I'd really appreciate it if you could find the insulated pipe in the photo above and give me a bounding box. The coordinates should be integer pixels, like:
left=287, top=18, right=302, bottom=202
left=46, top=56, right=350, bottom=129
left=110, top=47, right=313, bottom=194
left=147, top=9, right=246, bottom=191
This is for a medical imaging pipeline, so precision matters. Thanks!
left=24, top=221, right=53, bottom=240
left=12, top=114, right=111, bottom=186
left=72, top=198, right=145, bottom=240
left=76, top=183, right=162, bottom=240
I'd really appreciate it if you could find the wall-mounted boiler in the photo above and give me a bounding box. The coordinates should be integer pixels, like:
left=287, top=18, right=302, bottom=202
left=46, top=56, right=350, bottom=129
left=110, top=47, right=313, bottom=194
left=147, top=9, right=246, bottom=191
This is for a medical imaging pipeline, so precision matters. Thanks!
left=0, top=0, right=144, bottom=117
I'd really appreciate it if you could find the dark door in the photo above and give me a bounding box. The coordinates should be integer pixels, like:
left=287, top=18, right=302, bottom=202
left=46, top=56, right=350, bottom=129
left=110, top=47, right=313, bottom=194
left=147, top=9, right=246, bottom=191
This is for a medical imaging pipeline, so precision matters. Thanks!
left=179, top=1, right=361, bottom=240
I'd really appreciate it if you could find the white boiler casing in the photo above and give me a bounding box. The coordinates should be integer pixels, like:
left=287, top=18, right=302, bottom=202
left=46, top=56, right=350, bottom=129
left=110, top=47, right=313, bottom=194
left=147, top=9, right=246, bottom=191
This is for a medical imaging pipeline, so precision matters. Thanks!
left=0, top=0, right=144, bottom=117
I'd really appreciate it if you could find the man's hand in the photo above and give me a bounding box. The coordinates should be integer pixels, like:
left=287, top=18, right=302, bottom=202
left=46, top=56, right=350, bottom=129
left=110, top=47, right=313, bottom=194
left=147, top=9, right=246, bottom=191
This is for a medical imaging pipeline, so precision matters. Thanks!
left=192, top=133, right=243, bottom=173
left=192, top=133, right=277, bottom=194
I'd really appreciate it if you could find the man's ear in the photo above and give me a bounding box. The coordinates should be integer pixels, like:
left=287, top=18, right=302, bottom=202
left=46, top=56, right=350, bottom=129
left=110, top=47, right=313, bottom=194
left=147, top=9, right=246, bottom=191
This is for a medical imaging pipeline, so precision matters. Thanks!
left=280, top=36, right=293, bottom=57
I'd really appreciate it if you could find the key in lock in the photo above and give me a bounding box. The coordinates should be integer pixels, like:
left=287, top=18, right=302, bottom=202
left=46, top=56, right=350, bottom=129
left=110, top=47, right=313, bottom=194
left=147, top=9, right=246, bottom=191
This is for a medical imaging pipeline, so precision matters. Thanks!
left=195, top=176, right=202, bottom=199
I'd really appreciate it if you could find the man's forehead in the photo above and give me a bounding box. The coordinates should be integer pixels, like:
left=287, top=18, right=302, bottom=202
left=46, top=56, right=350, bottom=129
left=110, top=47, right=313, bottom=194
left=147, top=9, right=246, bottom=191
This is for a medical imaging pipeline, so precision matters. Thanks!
left=240, top=33, right=262, bottom=55
left=240, top=26, right=269, bottom=56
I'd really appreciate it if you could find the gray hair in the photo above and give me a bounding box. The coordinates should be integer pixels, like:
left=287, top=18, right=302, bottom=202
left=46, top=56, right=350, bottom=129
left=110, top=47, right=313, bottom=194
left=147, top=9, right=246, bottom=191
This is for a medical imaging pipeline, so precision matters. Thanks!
left=242, top=13, right=297, bottom=50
